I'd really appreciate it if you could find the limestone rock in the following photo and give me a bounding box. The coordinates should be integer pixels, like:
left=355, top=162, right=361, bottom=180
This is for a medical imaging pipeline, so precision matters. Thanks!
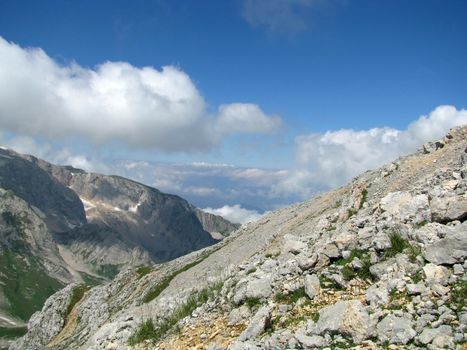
left=304, top=274, right=320, bottom=299
left=316, top=300, right=371, bottom=343
left=238, top=306, right=271, bottom=341
left=376, top=314, right=416, bottom=344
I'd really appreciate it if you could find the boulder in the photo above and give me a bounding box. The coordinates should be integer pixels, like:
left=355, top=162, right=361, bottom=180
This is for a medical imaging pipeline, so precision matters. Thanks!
left=376, top=314, right=416, bottom=344
left=316, top=300, right=371, bottom=343
left=423, top=264, right=451, bottom=286
left=238, top=306, right=271, bottom=341
left=304, top=274, right=321, bottom=299
left=380, top=192, right=430, bottom=223
left=294, top=333, right=328, bottom=348
left=418, top=325, right=452, bottom=345
left=423, top=228, right=467, bottom=265
left=430, top=195, right=467, bottom=223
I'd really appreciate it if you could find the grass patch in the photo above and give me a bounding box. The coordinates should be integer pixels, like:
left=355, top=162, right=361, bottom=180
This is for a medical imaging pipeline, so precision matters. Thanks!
left=274, top=287, right=307, bottom=304
left=66, top=284, right=90, bottom=317
left=319, top=275, right=343, bottom=290
left=243, top=297, right=262, bottom=308
left=0, top=326, right=27, bottom=339
left=136, top=266, right=153, bottom=278
left=326, top=225, right=337, bottom=231
left=129, top=282, right=223, bottom=345
left=347, top=209, right=357, bottom=219
left=359, top=189, right=368, bottom=209
left=246, top=267, right=257, bottom=275
left=415, top=220, right=429, bottom=228
left=143, top=248, right=220, bottom=304
left=384, top=232, right=421, bottom=262
left=449, top=279, right=467, bottom=311
left=0, top=250, right=64, bottom=320
left=96, top=264, right=121, bottom=279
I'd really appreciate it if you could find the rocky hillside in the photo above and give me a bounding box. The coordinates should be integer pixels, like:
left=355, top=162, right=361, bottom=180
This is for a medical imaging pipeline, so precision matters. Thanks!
left=0, top=148, right=237, bottom=348
left=11, top=126, right=467, bottom=350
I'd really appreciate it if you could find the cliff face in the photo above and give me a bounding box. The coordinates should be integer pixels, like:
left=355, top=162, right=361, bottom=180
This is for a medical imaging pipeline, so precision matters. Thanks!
left=11, top=126, right=466, bottom=350
left=0, top=148, right=238, bottom=346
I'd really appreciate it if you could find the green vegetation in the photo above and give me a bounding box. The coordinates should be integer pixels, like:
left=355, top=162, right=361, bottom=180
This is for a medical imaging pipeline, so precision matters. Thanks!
left=319, top=275, right=344, bottom=290
left=326, top=225, right=337, bottom=231
left=143, top=248, right=220, bottom=304
left=415, top=220, right=429, bottom=228
left=347, top=208, right=357, bottom=219
left=274, top=287, right=307, bottom=304
left=96, top=264, right=121, bottom=279
left=0, top=327, right=27, bottom=339
left=449, top=279, right=467, bottom=311
left=0, top=250, right=64, bottom=320
left=384, top=232, right=421, bottom=262
left=66, top=284, right=90, bottom=318
left=129, top=282, right=223, bottom=345
left=78, top=272, right=106, bottom=286
left=1, top=211, right=30, bottom=234
left=136, top=266, right=153, bottom=278
left=334, top=249, right=373, bottom=282
left=246, top=267, right=257, bottom=275
left=243, top=297, right=262, bottom=308
left=359, top=189, right=368, bottom=209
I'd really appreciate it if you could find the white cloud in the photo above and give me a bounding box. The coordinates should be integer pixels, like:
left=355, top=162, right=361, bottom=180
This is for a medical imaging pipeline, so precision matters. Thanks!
left=0, top=133, right=105, bottom=173
left=216, top=103, right=281, bottom=135
left=277, top=105, right=467, bottom=195
left=0, top=37, right=281, bottom=152
left=203, top=204, right=263, bottom=224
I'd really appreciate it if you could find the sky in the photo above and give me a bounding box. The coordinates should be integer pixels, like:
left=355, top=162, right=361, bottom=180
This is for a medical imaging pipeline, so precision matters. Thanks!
left=0, top=0, right=466, bottom=223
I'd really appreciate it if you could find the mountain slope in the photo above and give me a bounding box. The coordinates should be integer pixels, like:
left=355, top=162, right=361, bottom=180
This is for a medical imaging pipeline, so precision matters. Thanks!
left=0, top=148, right=238, bottom=348
left=10, top=126, right=467, bottom=350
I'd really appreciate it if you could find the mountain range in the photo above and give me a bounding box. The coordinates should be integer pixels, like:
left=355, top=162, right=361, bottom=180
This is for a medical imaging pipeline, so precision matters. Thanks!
left=0, top=147, right=238, bottom=347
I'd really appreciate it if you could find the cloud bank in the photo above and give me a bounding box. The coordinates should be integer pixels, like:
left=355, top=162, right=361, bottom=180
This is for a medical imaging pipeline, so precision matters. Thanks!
left=203, top=204, right=263, bottom=224
left=0, top=37, right=280, bottom=152
left=274, top=105, right=467, bottom=196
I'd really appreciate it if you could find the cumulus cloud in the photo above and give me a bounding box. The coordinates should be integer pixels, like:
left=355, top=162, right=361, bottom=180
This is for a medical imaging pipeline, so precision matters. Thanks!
left=203, top=204, right=263, bottom=224
left=0, top=37, right=281, bottom=152
left=276, top=105, right=467, bottom=195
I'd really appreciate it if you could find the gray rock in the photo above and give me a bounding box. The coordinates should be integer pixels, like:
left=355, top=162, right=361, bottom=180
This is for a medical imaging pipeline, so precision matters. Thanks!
left=322, top=243, right=340, bottom=259
left=304, top=274, right=320, bottom=299
left=376, top=314, right=416, bottom=344
left=283, top=234, right=307, bottom=255
left=423, top=229, right=467, bottom=265
left=431, top=195, right=467, bottom=223
left=238, top=306, right=271, bottom=341
left=294, top=333, right=328, bottom=348
left=316, top=300, right=371, bottom=343
left=234, top=276, right=272, bottom=305
left=229, top=340, right=260, bottom=350
left=369, top=258, right=395, bottom=280
left=432, top=335, right=455, bottom=349
left=365, top=283, right=389, bottom=306
left=407, top=283, right=426, bottom=295
left=418, top=325, right=453, bottom=345
left=423, top=264, right=451, bottom=286
left=228, top=306, right=251, bottom=326
left=380, top=191, right=430, bottom=223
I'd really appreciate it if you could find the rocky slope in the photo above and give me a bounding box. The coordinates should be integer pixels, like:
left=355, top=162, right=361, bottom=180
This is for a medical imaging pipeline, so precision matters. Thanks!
left=0, top=148, right=237, bottom=348
left=11, top=126, right=467, bottom=350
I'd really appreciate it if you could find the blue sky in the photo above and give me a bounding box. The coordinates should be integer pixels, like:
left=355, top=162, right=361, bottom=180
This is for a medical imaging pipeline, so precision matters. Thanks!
left=0, top=0, right=466, bottom=222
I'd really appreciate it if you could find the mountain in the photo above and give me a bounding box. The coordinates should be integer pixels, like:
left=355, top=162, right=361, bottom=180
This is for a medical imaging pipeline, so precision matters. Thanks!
left=0, top=148, right=238, bottom=348
left=9, top=126, right=467, bottom=350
